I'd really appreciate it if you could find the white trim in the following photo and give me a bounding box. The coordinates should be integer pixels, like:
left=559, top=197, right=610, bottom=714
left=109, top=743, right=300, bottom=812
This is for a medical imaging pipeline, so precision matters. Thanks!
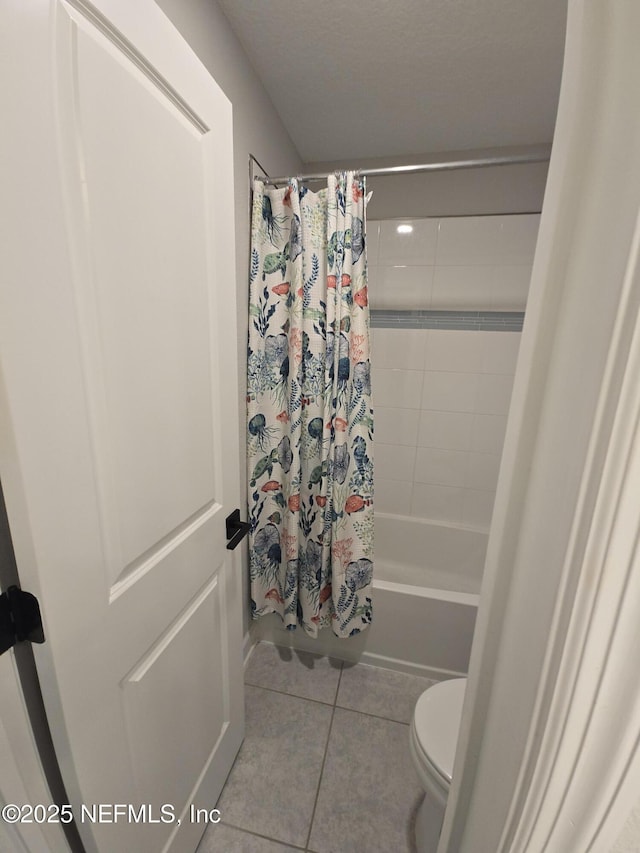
left=504, top=190, right=640, bottom=853
left=350, top=652, right=463, bottom=682
left=440, top=2, right=640, bottom=851
left=375, top=579, right=479, bottom=609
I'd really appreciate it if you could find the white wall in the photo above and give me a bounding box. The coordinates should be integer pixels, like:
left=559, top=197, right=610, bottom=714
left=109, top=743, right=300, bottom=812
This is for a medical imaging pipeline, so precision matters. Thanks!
left=368, top=214, right=539, bottom=310
left=372, top=327, right=519, bottom=530
left=154, top=0, right=303, bottom=637
left=369, top=214, right=539, bottom=530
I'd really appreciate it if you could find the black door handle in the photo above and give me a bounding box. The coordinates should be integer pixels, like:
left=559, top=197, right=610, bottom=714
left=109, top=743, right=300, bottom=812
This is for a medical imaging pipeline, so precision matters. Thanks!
left=0, top=585, right=45, bottom=656
left=225, top=509, right=250, bottom=550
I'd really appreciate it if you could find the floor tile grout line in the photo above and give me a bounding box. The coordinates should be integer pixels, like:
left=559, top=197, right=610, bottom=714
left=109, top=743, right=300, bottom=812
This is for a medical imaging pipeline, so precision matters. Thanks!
left=246, top=679, right=417, bottom=727
left=303, top=708, right=337, bottom=852
left=333, top=704, right=412, bottom=727
left=332, top=658, right=344, bottom=707
left=304, top=661, right=344, bottom=851
left=221, top=820, right=306, bottom=850
left=244, top=679, right=340, bottom=707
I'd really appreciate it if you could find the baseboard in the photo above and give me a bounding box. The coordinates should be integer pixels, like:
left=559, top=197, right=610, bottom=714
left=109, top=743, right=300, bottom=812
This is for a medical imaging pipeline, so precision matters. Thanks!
left=354, top=649, right=466, bottom=681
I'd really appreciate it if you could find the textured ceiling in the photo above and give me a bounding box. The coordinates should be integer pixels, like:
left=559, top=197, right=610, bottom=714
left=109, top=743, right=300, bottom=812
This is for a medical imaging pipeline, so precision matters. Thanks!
left=217, top=0, right=568, bottom=163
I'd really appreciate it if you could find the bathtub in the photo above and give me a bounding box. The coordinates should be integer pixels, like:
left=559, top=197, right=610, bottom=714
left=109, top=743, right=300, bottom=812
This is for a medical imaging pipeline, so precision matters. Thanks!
left=249, top=514, right=487, bottom=679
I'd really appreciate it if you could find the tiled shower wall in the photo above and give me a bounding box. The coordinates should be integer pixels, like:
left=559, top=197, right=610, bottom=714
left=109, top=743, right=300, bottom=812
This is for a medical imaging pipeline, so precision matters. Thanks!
left=368, top=214, right=540, bottom=531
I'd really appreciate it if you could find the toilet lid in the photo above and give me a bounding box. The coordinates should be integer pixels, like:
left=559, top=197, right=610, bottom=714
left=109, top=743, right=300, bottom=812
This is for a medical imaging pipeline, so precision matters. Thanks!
left=413, top=678, right=467, bottom=784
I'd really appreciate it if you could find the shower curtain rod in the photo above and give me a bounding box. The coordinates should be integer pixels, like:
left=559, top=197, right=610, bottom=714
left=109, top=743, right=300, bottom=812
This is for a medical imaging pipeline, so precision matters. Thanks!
left=256, top=151, right=550, bottom=186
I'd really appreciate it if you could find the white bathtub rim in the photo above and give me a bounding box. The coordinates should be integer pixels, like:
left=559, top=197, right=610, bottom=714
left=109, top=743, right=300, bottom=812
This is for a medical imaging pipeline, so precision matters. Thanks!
left=375, top=509, right=489, bottom=536
left=374, top=578, right=479, bottom=608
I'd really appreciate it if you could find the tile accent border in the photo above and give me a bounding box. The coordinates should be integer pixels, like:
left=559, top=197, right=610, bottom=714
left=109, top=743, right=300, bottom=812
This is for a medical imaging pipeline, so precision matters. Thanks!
left=371, top=309, right=525, bottom=332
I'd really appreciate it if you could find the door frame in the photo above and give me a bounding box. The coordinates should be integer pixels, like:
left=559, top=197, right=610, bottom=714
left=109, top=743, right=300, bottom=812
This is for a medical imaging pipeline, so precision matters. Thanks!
left=0, top=474, right=79, bottom=853
left=0, top=652, right=70, bottom=853
left=440, top=1, right=640, bottom=850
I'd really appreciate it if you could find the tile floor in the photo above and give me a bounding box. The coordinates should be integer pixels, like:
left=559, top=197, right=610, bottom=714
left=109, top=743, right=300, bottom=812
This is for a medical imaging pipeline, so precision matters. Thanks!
left=197, top=642, right=437, bottom=853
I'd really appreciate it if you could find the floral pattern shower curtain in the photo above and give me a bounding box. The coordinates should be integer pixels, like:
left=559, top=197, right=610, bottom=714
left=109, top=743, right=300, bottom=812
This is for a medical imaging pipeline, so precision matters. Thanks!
left=247, top=173, right=374, bottom=638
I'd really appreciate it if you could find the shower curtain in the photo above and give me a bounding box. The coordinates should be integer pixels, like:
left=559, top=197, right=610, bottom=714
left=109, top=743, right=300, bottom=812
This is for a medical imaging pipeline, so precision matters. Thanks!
left=247, top=172, right=374, bottom=638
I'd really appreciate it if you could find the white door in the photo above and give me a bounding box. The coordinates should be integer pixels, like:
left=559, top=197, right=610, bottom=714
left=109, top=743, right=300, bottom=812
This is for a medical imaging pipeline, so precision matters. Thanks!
left=0, top=2, right=244, bottom=852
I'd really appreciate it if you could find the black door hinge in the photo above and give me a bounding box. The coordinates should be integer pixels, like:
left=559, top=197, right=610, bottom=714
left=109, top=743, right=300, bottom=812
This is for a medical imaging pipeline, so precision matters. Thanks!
left=0, top=585, right=45, bottom=656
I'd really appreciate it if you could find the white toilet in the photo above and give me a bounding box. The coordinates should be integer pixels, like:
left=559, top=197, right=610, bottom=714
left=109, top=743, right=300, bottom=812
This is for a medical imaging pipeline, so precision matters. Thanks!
left=409, top=677, right=467, bottom=852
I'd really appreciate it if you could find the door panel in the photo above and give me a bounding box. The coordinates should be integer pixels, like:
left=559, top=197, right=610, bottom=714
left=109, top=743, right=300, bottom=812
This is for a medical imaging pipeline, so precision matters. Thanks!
left=0, top=2, right=243, bottom=851
left=122, top=576, right=227, bottom=821
left=65, top=8, right=221, bottom=580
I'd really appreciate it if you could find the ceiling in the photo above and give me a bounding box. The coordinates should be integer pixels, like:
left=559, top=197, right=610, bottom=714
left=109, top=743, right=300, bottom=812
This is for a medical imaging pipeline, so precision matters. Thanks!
left=217, top=0, right=568, bottom=164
